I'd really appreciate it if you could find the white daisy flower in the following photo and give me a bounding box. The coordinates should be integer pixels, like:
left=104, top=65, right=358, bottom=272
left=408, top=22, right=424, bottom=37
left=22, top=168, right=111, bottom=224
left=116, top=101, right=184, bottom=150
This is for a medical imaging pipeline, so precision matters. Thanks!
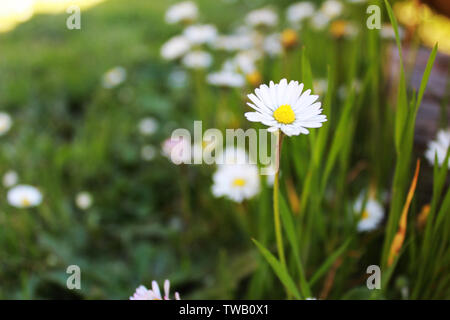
left=76, top=191, right=93, bottom=210
left=246, top=8, right=278, bottom=28
left=310, top=12, right=330, bottom=30
left=183, top=24, right=218, bottom=46
left=354, top=196, right=385, bottom=232
left=263, top=33, right=282, bottom=57
left=245, top=79, right=327, bottom=136
left=141, top=145, right=157, bottom=161
left=138, top=117, right=159, bottom=136
left=321, top=0, right=343, bottom=19
left=102, top=67, right=127, bottom=89
left=3, top=170, right=18, bottom=187
left=182, top=50, right=213, bottom=69
left=165, top=1, right=198, bottom=25
left=130, top=280, right=180, bottom=300
left=207, top=70, right=245, bottom=88
left=7, top=185, right=43, bottom=208
left=162, top=136, right=192, bottom=164
left=161, top=36, right=191, bottom=61
left=212, top=163, right=260, bottom=203
left=0, top=112, right=13, bottom=135
left=286, top=2, right=316, bottom=26
left=425, top=129, right=450, bottom=169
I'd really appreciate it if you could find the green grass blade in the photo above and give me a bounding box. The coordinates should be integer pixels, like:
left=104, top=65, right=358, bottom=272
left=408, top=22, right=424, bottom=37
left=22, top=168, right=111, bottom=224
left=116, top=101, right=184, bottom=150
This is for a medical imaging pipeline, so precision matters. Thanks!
left=279, top=194, right=312, bottom=297
left=252, top=239, right=301, bottom=299
left=309, top=237, right=352, bottom=286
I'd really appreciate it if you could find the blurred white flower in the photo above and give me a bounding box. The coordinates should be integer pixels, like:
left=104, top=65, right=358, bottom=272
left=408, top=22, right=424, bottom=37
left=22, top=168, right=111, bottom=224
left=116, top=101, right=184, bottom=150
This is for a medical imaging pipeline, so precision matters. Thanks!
left=313, top=78, right=328, bottom=96
left=102, top=67, right=127, bottom=89
left=338, top=79, right=362, bottom=98
left=165, top=1, right=198, bottom=25
left=212, top=163, right=260, bottom=203
left=245, top=79, right=327, bottom=136
left=264, top=164, right=280, bottom=187
left=286, top=2, right=315, bottom=26
left=310, top=12, right=330, bottom=30
left=183, top=24, right=217, bottom=45
left=0, top=112, right=12, bottom=135
left=182, top=50, right=213, bottom=69
left=344, top=22, right=358, bottom=38
left=321, top=0, right=343, bottom=19
left=214, top=34, right=254, bottom=51
left=168, top=68, right=188, bottom=88
left=354, top=195, right=385, bottom=232
left=380, top=24, right=405, bottom=40
left=141, top=145, right=157, bottom=161
left=138, top=117, right=159, bottom=136
left=130, top=280, right=180, bottom=300
left=347, top=0, right=367, bottom=3
left=246, top=8, right=278, bottom=28
left=162, top=136, right=191, bottom=164
left=161, top=36, right=191, bottom=61
left=207, top=70, right=245, bottom=88
left=425, top=129, right=450, bottom=169
left=76, top=191, right=93, bottom=210
left=3, top=170, right=18, bottom=187
left=263, top=33, right=282, bottom=57
left=7, top=185, right=42, bottom=208
left=234, top=50, right=260, bottom=74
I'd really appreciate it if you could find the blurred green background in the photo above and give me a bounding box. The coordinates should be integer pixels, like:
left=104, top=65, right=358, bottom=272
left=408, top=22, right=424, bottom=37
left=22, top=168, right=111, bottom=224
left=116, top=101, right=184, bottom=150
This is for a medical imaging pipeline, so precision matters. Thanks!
left=0, top=0, right=288, bottom=300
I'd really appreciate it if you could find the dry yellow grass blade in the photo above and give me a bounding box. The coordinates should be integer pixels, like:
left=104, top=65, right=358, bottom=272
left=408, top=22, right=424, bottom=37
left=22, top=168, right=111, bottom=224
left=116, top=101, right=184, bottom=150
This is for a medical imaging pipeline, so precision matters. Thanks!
left=286, top=178, right=300, bottom=215
left=416, top=203, right=431, bottom=231
left=388, top=159, right=421, bottom=267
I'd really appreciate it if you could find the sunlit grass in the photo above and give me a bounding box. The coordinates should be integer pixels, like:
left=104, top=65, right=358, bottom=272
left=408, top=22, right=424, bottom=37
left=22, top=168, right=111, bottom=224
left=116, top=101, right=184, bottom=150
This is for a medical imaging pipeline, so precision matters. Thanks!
left=0, top=0, right=106, bottom=33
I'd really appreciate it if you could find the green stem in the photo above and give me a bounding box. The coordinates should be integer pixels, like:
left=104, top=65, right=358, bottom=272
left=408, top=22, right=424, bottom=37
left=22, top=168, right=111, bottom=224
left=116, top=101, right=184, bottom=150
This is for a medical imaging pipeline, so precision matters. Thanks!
left=273, top=131, right=286, bottom=267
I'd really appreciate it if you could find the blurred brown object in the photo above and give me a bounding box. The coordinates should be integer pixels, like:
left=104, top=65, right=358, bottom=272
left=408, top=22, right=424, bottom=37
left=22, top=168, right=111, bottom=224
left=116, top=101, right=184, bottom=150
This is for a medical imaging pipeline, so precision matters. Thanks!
left=386, top=44, right=450, bottom=202
left=421, top=0, right=450, bottom=18
left=387, top=45, right=450, bottom=148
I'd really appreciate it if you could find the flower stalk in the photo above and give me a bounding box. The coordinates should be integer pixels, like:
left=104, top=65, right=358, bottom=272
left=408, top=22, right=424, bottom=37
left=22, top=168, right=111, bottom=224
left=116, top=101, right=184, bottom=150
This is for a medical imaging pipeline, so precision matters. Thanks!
left=273, top=130, right=286, bottom=267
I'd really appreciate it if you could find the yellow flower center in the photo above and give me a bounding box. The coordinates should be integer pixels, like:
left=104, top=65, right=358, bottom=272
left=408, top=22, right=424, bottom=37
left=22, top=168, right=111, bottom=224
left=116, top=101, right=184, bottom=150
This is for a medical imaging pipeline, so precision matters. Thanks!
left=362, top=210, right=369, bottom=220
left=281, top=29, right=298, bottom=49
left=232, top=178, right=246, bottom=187
left=21, top=197, right=31, bottom=207
left=246, top=71, right=262, bottom=87
left=273, top=104, right=296, bottom=124
left=330, top=20, right=347, bottom=38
